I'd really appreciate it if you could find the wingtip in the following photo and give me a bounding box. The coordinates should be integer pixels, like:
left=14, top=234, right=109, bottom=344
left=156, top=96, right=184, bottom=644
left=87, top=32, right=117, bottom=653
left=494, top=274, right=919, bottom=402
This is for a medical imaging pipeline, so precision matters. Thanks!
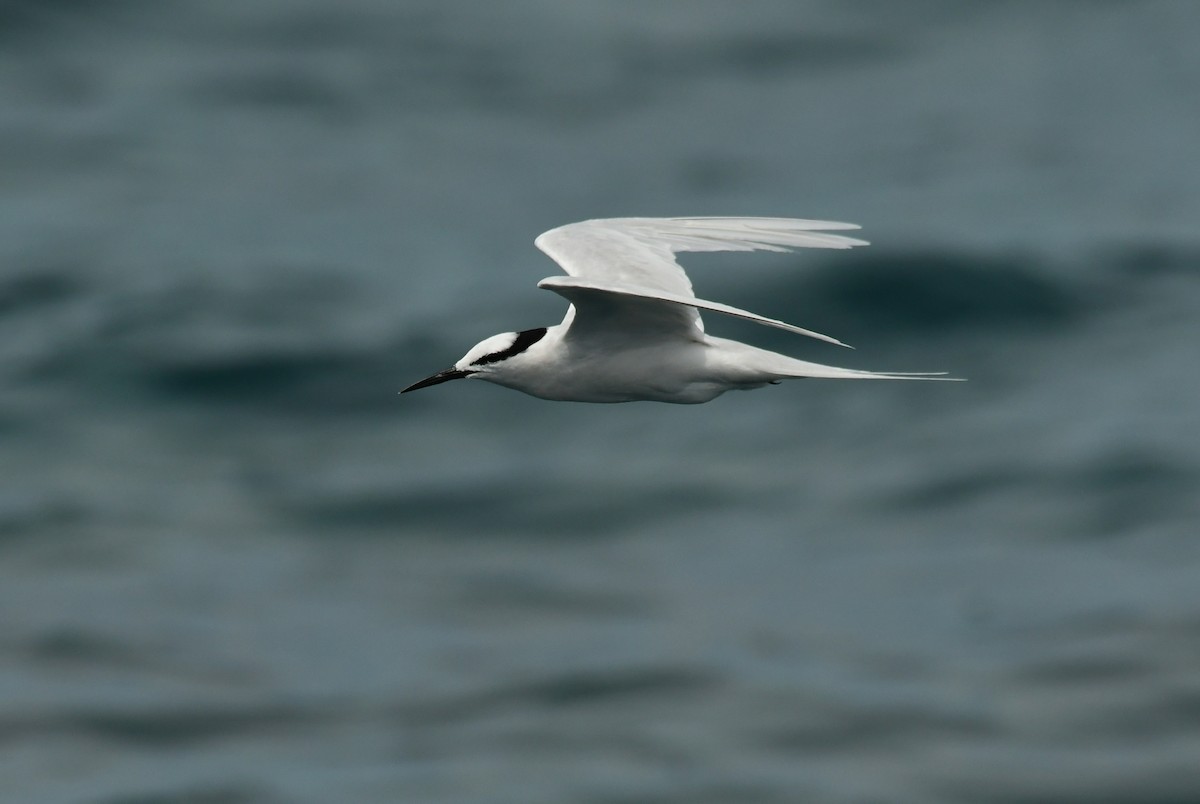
left=800, top=329, right=854, bottom=349
left=889, top=373, right=966, bottom=381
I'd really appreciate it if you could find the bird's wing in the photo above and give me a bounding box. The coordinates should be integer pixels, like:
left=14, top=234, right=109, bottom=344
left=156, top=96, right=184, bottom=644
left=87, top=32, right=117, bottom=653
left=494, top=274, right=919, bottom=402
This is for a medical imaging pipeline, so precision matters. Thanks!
left=534, top=217, right=865, bottom=347
left=534, top=217, right=868, bottom=298
left=537, top=276, right=850, bottom=348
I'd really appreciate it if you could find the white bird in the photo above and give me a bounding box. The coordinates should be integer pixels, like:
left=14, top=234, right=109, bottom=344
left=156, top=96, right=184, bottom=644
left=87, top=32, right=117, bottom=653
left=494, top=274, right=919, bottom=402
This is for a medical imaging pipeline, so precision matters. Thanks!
left=402, top=217, right=959, bottom=404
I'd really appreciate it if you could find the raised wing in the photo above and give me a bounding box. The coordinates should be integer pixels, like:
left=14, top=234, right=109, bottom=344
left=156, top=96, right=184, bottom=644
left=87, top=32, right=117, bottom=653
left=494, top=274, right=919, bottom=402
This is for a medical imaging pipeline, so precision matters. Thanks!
left=534, top=217, right=865, bottom=347
left=534, top=217, right=868, bottom=299
left=538, top=276, right=850, bottom=348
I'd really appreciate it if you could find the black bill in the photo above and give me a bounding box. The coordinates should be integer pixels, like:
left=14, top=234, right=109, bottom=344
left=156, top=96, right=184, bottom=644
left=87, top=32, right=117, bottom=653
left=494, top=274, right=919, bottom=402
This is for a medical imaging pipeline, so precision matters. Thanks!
left=400, top=367, right=472, bottom=394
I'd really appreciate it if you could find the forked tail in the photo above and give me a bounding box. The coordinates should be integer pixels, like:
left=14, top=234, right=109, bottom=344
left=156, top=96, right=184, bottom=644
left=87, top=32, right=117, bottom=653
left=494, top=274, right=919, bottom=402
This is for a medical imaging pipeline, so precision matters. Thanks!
left=775, top=363, right=962, bottom=381
left=735, top=341, right=963, bottom=382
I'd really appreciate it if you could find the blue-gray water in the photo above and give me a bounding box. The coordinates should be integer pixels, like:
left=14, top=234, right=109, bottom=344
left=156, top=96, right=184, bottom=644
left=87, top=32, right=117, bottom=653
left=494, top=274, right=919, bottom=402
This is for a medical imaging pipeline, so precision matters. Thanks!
left=3, top=2, right=1199, bottom=802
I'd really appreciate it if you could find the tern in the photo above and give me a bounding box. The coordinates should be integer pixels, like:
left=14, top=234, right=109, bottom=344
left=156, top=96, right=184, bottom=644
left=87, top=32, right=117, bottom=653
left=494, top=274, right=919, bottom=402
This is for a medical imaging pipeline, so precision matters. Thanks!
left=402, top=217, right=959, bottom=404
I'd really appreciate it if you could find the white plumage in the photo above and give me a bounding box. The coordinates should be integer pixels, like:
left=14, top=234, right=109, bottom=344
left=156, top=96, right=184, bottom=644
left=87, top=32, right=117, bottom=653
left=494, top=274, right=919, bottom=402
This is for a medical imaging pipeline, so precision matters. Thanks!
left=402, top=217, right=959, bottom=403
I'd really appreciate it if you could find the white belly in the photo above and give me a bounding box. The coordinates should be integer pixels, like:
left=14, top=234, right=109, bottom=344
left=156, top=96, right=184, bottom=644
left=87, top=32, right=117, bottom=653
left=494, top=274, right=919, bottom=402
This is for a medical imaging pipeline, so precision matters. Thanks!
left=496, top=338, right=769, bottom=404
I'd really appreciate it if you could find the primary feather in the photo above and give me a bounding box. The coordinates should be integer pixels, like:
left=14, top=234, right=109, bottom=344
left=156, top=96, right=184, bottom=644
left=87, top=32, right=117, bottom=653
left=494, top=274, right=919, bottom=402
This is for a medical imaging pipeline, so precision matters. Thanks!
left=535, top=217, right=866, bottom=346
left=535, top=216, right=868, bottom=297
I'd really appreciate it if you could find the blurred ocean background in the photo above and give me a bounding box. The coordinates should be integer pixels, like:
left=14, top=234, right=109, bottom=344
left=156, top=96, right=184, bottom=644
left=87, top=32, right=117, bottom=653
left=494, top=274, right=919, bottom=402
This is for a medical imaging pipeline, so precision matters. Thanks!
left=3, top=2, right=1199, bottom=802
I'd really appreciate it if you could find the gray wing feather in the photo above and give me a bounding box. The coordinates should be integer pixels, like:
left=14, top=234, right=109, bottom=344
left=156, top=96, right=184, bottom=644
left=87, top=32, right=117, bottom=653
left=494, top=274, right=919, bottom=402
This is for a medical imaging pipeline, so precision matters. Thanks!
left=538, top=276, right=850, bottom=348
left=534, top=217, right=865, bottom=346
left=534, top=217, right=868, bottom=298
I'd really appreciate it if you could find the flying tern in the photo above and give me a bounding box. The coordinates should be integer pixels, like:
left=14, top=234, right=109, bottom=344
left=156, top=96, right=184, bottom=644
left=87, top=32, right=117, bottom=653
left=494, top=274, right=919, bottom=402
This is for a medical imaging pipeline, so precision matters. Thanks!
left=402, top=217, right=959, bottom=404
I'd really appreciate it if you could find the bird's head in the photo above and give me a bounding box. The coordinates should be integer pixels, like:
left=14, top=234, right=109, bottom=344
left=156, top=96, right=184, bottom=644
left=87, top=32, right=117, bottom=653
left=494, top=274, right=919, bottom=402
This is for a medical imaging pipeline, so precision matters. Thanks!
left=401, top=327, right=549, bottom=394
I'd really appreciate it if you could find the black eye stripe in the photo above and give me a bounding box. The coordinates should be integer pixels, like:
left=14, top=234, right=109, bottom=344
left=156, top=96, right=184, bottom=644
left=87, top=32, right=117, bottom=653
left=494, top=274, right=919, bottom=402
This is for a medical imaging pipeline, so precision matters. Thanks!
left=470, top=327, right=548, bottom=366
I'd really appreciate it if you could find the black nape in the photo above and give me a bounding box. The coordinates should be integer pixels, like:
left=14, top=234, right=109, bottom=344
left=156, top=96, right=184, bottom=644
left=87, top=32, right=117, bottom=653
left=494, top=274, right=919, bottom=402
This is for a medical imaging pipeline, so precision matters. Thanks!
left=471, top=327, right=548, bottom=366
